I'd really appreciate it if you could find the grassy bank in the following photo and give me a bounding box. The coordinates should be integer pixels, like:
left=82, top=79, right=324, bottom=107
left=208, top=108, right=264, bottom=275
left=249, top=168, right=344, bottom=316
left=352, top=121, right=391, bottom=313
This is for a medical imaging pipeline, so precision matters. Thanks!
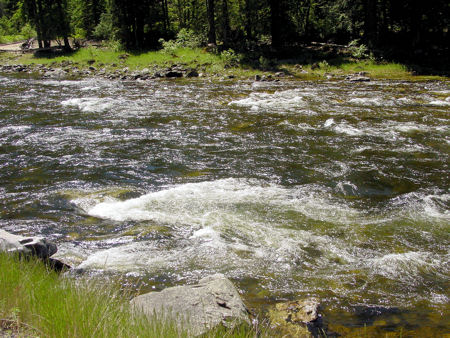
left=0, top=253, right=261, bottom=337
left=1, top=45, right=447, bottom=81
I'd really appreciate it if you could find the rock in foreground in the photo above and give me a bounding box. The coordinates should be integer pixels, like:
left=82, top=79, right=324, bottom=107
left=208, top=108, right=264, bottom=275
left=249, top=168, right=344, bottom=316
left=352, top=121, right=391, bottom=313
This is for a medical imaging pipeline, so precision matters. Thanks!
left=0, top=229, right=57, bottom=259
left=131, top=274, right=251, bottom=336
left=268, top=298, right=322, bottom=337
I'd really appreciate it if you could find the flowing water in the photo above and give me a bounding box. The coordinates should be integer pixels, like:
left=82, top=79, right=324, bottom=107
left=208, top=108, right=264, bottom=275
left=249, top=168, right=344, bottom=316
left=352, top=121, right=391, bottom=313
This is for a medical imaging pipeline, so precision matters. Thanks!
left=1, top=73, right=449, bottom=334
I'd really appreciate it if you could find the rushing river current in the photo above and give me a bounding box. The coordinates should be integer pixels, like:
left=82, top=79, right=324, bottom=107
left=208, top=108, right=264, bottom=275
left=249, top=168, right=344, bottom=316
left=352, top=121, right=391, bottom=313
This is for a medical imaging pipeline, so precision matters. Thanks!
left=1, top=73, right=449, bottom=334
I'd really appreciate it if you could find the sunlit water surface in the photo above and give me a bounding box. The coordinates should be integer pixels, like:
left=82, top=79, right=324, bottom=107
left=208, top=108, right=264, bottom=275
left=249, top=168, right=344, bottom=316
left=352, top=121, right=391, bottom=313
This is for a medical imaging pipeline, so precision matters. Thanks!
left=1, top=73, right=449, bottom=334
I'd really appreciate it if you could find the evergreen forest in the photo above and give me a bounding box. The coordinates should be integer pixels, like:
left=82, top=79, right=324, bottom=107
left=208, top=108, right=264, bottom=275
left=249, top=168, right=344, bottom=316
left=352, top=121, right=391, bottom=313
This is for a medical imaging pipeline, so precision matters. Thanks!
left=0, top=0, right=448, bottom=66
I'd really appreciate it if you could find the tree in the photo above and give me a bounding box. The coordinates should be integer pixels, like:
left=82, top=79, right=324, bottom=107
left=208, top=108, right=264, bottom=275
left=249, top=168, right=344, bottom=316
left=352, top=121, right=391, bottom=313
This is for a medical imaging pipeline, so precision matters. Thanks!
left=206, top=0, right=215, bottom=44
left=22, top=0, right=71, bottom=49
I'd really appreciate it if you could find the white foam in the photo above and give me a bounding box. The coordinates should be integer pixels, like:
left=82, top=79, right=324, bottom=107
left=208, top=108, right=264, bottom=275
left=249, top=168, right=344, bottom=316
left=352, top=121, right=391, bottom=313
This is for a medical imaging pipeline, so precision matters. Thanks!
left=229, top=89, right=308, bottom=112
left=390, top=191, right=450, bottom=222
left=368, top=251, right=440, bottom=280
left=348, top=97, right=386, bottom=106
left=61, top=97, right=115, bottom=113
left=324, top=118, right=335, bottom=127
left=429, top=100, right=450, bottom=106
left=333, top=123, right=365, bottom=136
left=74, top=179, right=362, bottom=274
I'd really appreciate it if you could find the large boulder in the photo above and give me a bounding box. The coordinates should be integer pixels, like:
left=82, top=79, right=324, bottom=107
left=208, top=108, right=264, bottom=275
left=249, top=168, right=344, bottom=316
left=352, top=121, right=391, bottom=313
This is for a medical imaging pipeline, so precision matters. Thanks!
left=131, top=274, right=251, bottom=336
left=0, top=229, right=57, bottom=259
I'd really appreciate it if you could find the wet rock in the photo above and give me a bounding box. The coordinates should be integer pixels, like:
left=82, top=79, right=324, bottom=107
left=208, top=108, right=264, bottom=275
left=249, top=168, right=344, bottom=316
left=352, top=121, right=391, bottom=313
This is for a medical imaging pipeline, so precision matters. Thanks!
left=268, top=298, right=322, bottom=337
left=44, top=68, right=67, bottom=79
left=47, top=257, right=72, bottom=272
left=0, top=229, right=57, bottom=259
left=140, top=68, right=150, bottom=76
left=275, top=71, right=286, bottom=77
left=131, top=274, right=250, bottom=336
left=185, top=69, right=199, bottom=78
left=254, top=74, right=261, bottom=81
left=346, top=74, right=370, bottom=82
left=165, top=70, right=183, bottom=78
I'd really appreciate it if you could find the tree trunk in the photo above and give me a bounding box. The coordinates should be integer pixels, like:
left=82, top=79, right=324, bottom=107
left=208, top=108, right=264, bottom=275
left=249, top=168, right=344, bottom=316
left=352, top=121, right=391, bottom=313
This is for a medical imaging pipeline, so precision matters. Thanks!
left=270, top=0, right=281, bottom=49
left=63, top=36, right=71, bottom=50
left=244, top=0, right=252, bottom=40
left=221, top=0, right=231, bottom=47
left=364, top=0, right=378, bottom=48
left=206, top=0, right=216, bottom=45
left=36, top=0, right=45, bottom=47
left=303, top=0, right=311, bottom=39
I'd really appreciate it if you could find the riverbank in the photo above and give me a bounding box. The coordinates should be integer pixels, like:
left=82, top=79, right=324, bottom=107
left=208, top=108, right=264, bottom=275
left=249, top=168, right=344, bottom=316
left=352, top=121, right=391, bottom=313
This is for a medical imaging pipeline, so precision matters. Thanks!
left=0, top=253, right=265, bottom=337
left=0, top=46, right=447, bottom=82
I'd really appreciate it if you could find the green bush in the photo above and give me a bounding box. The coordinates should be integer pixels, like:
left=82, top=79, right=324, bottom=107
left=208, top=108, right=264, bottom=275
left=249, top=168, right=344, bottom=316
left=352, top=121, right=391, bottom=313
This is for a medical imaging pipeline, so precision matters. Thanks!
left=93, top=11, right=116, bottom=41
left=19, top=23, right=36, bottom=40
left=159, top=29, right=206, bottom=54
left=221, top=49, right=242, bottom=67
left=348, top=39, right=369, bottom=59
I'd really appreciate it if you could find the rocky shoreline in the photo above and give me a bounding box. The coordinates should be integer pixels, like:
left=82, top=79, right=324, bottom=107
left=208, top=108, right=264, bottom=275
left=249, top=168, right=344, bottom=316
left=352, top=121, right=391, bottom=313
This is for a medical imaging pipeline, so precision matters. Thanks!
left=0, top=61, right=371, bottom=83
left=0, top=229, right=323, bottom=336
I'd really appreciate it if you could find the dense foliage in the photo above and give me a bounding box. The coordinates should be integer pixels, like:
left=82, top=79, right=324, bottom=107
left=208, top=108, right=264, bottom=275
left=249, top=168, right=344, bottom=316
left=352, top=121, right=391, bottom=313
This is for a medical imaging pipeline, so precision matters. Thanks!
left=0, top=0, right=448, bottom=64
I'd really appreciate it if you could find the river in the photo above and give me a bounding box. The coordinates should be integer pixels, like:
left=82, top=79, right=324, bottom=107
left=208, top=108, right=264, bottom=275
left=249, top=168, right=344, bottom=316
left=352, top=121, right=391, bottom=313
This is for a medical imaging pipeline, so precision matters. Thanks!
left=0, top=73, right=449, bottom=334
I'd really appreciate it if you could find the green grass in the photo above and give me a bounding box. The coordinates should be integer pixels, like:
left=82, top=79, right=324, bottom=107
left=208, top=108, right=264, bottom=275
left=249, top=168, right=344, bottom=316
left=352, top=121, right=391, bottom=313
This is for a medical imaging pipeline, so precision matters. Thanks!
left=4, top=45, right=447, bottom=81
left=0, top=253, right=264, bottom=337
left=0, top=35, right=26, bottom=44
left=18, top=46, right=225, bottom=71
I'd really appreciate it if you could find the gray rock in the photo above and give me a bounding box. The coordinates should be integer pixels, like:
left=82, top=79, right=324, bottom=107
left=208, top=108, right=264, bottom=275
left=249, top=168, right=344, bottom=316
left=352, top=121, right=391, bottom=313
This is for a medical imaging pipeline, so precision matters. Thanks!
left=131, top=274, right=250, bottom=336
left=0, top=229, right=57, bottom=259
left=43, top=68, right=67, bottom=79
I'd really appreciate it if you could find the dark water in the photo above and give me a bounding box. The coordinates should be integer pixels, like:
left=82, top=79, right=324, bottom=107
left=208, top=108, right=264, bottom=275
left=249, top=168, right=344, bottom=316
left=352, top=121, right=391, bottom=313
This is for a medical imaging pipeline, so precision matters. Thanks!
left=1, top=74, right=449, bottom=334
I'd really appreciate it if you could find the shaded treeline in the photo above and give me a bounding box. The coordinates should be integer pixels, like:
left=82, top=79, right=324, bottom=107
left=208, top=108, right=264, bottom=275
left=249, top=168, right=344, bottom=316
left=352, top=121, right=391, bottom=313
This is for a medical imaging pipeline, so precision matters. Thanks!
left=0, top=0, right=448, bottom=64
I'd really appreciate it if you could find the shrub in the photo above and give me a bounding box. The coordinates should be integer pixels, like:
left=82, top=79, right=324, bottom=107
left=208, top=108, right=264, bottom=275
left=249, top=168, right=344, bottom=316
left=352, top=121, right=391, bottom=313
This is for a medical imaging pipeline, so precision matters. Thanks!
left=348, top=39, right=369, bottom=59
left=159, top=29, right=206, bottom=54
left=221, top=49, right=242, bottom=67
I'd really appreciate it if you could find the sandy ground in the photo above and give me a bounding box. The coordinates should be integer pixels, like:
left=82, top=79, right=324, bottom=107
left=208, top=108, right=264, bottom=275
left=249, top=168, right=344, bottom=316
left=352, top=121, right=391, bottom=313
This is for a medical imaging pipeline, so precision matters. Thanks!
left=0, top=40, right=45, bottom=52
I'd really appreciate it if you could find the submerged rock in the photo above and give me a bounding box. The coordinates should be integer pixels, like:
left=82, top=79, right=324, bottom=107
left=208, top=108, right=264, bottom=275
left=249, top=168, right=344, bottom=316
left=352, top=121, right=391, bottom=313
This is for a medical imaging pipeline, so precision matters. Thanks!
left=0, top=229, right=57, bottom=259
left=268, top=298, right=322, bottom=337
left=131, top=274, right=251, bottom=336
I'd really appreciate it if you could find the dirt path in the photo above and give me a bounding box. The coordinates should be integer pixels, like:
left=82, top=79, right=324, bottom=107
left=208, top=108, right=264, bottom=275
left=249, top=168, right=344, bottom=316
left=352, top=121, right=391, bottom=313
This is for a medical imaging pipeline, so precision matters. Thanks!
left=0, top=40, right=39, bottom=52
